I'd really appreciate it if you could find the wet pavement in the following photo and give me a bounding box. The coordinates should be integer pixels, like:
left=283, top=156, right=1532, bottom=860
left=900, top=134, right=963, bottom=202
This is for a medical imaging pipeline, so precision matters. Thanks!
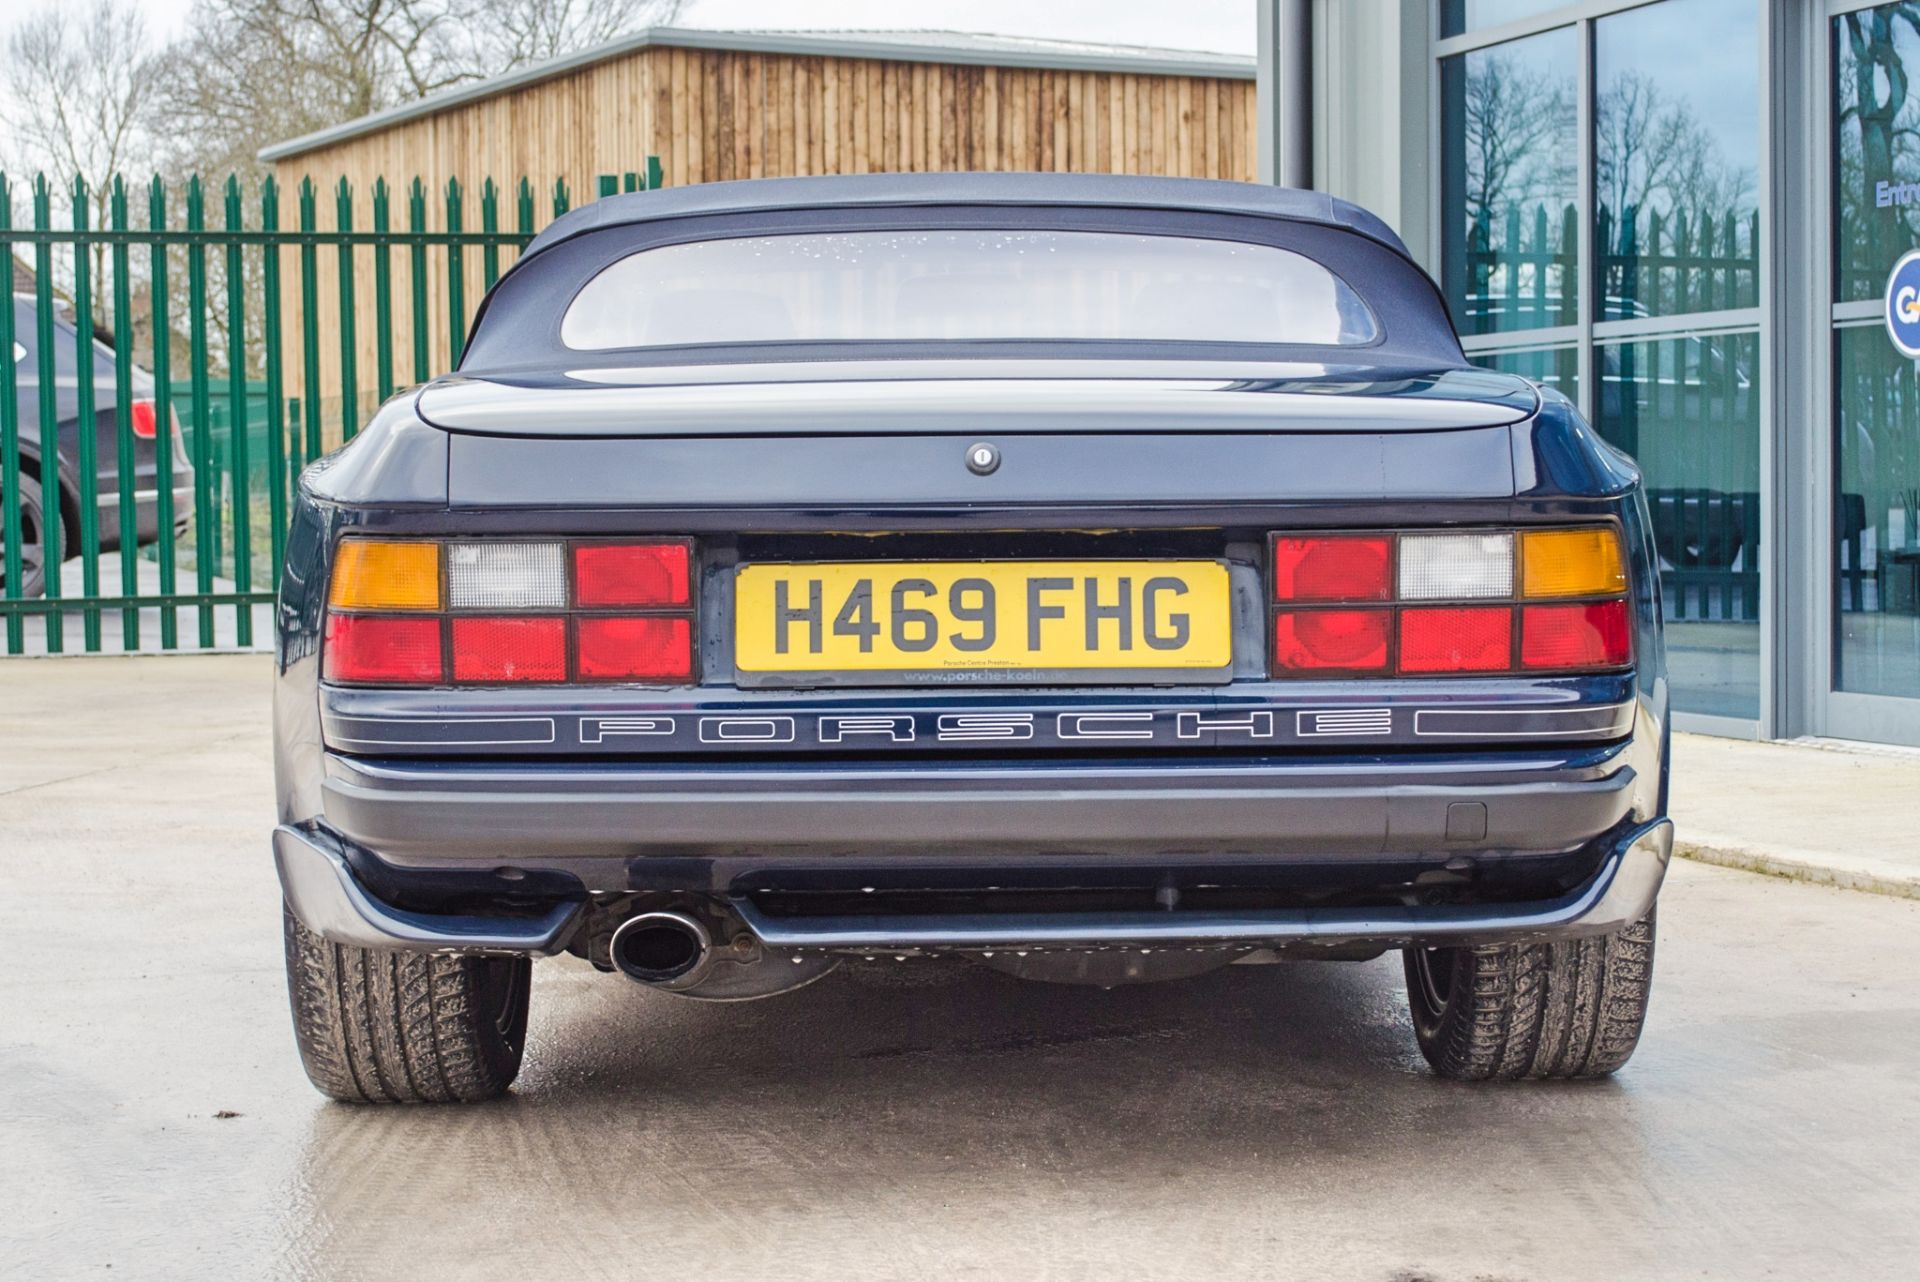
left=5, top=655, right=1920, bottom=1281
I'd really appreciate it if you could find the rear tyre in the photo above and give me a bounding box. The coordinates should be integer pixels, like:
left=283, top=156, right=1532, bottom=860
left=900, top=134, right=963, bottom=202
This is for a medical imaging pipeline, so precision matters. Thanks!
left=1402, top=911, right=1655, bottom=1081
left=282, top=905, right=531, bottom=1103
left=0, top=482, right=47, bottom=599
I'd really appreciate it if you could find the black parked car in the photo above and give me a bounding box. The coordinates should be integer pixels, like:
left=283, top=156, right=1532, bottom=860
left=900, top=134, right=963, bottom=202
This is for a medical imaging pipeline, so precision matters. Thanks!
left=271, top=174, right=1672, bottom=1102
left=4, top=295, right=194, bottom=598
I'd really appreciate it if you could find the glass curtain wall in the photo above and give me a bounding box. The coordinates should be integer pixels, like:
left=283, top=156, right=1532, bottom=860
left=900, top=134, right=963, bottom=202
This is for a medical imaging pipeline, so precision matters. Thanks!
left=1832, top=4, right=1920, bottom=706
left=1439, top=0, right=1764, bottom=724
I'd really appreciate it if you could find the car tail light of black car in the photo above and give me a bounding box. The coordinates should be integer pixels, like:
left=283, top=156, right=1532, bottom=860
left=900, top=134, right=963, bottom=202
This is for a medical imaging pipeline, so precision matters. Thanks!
left=1268, top=527, right=1631, bottom=677
left=321, top=538, right=697, bottom=684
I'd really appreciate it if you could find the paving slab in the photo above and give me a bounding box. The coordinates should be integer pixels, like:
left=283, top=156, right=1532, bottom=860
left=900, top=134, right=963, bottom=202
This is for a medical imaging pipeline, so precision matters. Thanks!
left=1670, top=731, right=1920, bottom=898
left=5, top=655, right=1920, bottom=1281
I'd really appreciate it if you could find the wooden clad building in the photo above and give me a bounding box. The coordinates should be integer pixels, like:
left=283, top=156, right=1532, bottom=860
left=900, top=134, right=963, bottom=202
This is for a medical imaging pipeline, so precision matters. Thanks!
left=258, top=29, right=1255, bottom=436
left=262, top=29, right=1257, bottom=193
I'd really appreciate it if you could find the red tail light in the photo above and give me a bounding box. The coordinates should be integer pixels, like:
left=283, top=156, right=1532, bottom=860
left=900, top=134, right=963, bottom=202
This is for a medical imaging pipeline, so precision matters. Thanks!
left=1398, top=607, right=1512, bottom=673
left=323, top=615, right=445, bottom=684
left=574, top=541, right=691, bottom=607
left=1269, top=528, right=1632, bottom=678
left=1273, top=608, right=1391, bottom=673
left=325, top=538, right=697, bottom=686
left=1521, top=601, right=1632, bottom=670
left=451, top=617, right=567, bottom=682
left=1270, top=536, right=1392, bottom=602
left=576, top=616, right=693, bottom=681
left=130, top=400, right=157, bottom=439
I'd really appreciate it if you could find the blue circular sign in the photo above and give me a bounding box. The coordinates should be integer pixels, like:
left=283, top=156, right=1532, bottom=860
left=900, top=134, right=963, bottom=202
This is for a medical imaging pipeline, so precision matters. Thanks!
left=1887, top=250, right=1920, bottom=358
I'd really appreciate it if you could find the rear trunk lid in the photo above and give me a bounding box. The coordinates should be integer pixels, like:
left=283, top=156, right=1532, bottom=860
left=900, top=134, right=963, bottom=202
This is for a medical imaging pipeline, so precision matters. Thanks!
left=415, top=361, right=1538, bottom=438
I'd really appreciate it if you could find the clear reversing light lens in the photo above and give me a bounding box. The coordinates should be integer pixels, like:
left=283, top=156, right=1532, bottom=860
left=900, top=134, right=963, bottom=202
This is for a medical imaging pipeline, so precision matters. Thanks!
left=447, top=542, right=566, bottom=609
left=1397, top=532, right=1514, bottom=600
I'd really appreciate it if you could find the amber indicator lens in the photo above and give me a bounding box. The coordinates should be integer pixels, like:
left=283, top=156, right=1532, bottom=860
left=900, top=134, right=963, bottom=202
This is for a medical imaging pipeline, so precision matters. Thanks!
left=328, top=540, right=441, bottom=611
left=1521, top=528, right=1627, bottom=599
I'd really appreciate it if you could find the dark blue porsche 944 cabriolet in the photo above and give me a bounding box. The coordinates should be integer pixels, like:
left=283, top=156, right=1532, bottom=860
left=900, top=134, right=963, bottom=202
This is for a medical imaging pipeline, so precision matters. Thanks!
left=271, top=173, right=1671, bottom=1102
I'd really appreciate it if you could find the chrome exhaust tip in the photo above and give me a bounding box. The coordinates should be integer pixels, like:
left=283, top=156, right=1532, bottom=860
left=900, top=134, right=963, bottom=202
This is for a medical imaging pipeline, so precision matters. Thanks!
left=610, top=911, right=713, bottom=988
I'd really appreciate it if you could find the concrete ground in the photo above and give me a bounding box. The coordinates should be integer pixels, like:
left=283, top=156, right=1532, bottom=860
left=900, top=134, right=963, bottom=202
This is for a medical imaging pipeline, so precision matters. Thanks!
left=5, top=655, right=1920, bottom=1281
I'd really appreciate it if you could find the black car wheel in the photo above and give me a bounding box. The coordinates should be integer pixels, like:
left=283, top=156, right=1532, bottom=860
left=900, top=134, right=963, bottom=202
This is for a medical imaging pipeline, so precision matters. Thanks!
left=1403, top=911, right=1656, bottom=1081
left=282, top=905, right=532, bottom=1103
left=0, top=482, right=46, bottom=599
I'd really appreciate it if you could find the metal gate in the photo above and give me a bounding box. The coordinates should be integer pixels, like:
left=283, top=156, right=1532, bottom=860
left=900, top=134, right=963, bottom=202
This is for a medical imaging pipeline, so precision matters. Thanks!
left=0, top=160, right=662, bottom=656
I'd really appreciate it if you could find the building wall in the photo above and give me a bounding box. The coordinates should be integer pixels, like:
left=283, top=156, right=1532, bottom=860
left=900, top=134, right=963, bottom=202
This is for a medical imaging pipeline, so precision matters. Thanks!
left=273, top=47, right=1257, bottom=194
left=267, top=45, right=1255, bottom=438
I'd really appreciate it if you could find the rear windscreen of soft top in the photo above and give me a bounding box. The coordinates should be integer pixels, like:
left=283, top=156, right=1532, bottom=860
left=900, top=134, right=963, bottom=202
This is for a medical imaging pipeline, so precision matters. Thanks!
left=459, top=204, right=1468, bottom=373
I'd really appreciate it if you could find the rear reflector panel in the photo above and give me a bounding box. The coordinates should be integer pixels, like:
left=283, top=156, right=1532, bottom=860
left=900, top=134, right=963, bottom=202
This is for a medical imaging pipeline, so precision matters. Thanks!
left=1270, top=536, right=1392, bottom=603
left=576, top=616, right=694, bottom=681
left=324, top=615, right=445, bottom=684
left=1521, top=600, right=1632, bottom=670
left=1398, top=606, right=1514, bottom=673
left=574, top=542, right=692, bottom=607
left=1273, top=608, right=1391, bottom=673
left=451, top=616, right=567, bottom=682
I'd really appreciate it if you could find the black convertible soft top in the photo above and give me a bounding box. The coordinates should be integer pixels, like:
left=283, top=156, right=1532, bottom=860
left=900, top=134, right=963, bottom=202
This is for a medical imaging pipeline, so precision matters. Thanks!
left=461, top=172, right=1462, bottom=374
left=516, top=172, right=1417, bottom=263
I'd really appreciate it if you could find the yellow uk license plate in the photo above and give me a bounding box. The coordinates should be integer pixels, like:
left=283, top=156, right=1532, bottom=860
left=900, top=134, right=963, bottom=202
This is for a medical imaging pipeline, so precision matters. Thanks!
left=733, top=560, right=1233, bottom=684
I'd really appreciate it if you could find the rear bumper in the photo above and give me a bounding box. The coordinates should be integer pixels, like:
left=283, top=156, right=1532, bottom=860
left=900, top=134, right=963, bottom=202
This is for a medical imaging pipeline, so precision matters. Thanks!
left=274, top=815, right=1673, bottom=955
left=320, top=747, right=1643, bottom=869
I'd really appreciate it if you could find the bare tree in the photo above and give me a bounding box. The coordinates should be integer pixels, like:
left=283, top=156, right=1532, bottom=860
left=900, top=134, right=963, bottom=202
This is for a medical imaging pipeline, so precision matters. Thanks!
left=462, top=0, right=684, bottom=72
left=1460, top=52, right=1575, bottom=235
left=0, top=0, right=160, bottom=333
left=1838, top=5, right=1920, bottom=292
left=159, top=0, right=683, bottom=180
left=1596, top=71, right=1755, bottom=239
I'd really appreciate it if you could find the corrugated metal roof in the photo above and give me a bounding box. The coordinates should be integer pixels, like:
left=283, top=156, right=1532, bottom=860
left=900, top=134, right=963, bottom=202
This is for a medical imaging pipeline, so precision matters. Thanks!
left=259, top=26, right=1255, bottom=162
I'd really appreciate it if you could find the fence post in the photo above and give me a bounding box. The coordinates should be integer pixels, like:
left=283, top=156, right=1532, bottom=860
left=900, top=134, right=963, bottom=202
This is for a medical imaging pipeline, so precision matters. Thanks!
left=224, top=175, right=252, bottom=647
left=297, top=178, right=322, bottom=464
left=0, top=174, right=21, bottom=655
left=335, top=178, right=359, bottom=442
left=109, top=176, right=139, bottom=650
left=185, top=175, right=215, bottom=647
left=262, top=177, right=288, bottom=582
left=70, top=176, right=103, bottom=650
left=149, top=176, right=179, bottom=650
left=408, top=178, right=430, bottom=385
left=482, top=177, right=501, bottom=290
left=372, top=178, right=394, bottom=403
left=32, top=175, right=65, bottom=652
left=446, top=177, right=467, bottom=365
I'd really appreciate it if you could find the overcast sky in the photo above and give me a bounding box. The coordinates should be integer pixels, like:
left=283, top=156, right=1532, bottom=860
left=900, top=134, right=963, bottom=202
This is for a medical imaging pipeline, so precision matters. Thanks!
left=20, top=0, right=1255, bottom=54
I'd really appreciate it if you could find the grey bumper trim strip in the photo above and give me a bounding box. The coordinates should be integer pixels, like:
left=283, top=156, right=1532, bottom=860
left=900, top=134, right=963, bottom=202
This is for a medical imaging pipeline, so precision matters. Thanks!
left=273, top=824, right=583, bottom=954
left=730, top=818, right=1674, bottom=951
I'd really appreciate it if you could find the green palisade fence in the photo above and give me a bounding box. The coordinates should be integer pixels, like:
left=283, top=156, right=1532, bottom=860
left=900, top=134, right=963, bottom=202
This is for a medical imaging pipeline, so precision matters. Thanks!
left=0, top=162, right=660, bottom=655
